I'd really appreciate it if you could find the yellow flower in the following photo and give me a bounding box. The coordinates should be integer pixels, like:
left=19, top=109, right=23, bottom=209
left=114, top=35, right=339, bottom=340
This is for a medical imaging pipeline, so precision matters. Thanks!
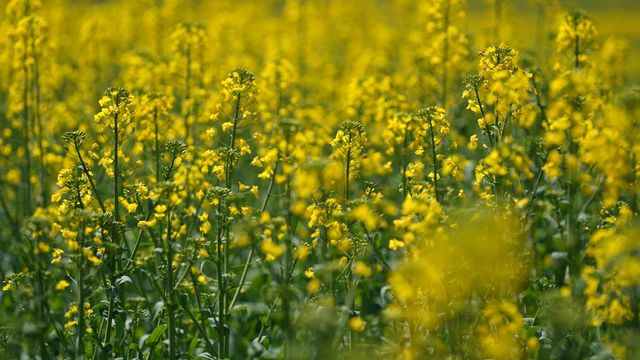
left=2, top=282, right=12, bottom=292
left=307, top=278, right=321, bottom=294
left=51, top=248, right=64, bottom=264
left=351, top=204, right=378, bottom=231
left=127, top=202, right=138, bottom=213
left=64, top=320, right=78, bottom=329
left=36, top=241, right=50, bottom=254
left=260, top=239, right=285, bottom=261
left=295, top=245, right=310, bottom=261
left=198, top=248, right=209, bottom=258
left=55, top=279, right=71, bottom=291
left=388, top=239, right=405, bottom=251
left=222, top=122, right=233, bottom=132
left=468, top=134, right=478, bottom=151
left=304, top=267, right=315, bottom=279
left=138, top=218, right=158, bottom=229
left=348, top=316, right=366, bottom=332
left=354, top=261, right=372, bottom=278
left=61, top=229, right=78, bottom=240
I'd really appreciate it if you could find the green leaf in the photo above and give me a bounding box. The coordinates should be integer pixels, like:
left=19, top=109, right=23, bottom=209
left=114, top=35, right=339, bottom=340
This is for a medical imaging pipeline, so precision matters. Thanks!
left=145, top=324, right=167, bottom=348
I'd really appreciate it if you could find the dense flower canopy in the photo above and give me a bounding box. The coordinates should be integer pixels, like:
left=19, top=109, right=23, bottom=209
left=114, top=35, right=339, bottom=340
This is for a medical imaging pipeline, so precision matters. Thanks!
left=1, top=0, right=640, bottom=359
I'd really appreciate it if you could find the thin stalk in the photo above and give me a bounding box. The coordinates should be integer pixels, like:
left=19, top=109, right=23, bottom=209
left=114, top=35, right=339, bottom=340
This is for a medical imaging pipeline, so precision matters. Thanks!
left=215, top=202, right=226, bottom=358
left=35, top=257, right=48, bottom=359
left=182, top=301, right=216, bottom=355
left=226, top=93, right=242, bottom=189
left=229, top=161, right=279, bottom=310
left=74, top=139, right=106, bottom=213
left=77, top=221, right=86, bottom=358
left=218, top=90, right=243, bottom=359
left=474, top=86, right=493, bottom=148
left=102, top=279, right=115, bottom=359
left=166, top=210, right=177, bottom=359
left=154, top=106, right=160, bottom=184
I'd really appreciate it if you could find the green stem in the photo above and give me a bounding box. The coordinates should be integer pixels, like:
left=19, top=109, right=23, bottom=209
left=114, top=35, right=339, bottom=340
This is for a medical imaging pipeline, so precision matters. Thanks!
left=226, top=93, right=242, bottom=190
left=474, top=86, right=493, bottom=148
left=74, top=139, right=106, bottom=213
left=154, top=106, right=160, bottom=184
left=182, top=300, right=216, bottom=355
left=77, top=221, right=86, bottom=358
left=166, top=210, right=176, bottom=359
left=229, top=161, right=279, bottom=310
left=216, top=203, right=226, bottom=358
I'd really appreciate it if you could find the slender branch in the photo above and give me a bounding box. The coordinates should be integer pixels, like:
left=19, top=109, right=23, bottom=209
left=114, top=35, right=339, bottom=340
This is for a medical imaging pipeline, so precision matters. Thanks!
left=229, top=160, right=279, bottom=310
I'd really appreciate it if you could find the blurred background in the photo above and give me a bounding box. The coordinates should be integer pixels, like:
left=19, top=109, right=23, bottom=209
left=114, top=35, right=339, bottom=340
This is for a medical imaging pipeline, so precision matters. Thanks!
left=467, top=0, right=640, bottom=80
